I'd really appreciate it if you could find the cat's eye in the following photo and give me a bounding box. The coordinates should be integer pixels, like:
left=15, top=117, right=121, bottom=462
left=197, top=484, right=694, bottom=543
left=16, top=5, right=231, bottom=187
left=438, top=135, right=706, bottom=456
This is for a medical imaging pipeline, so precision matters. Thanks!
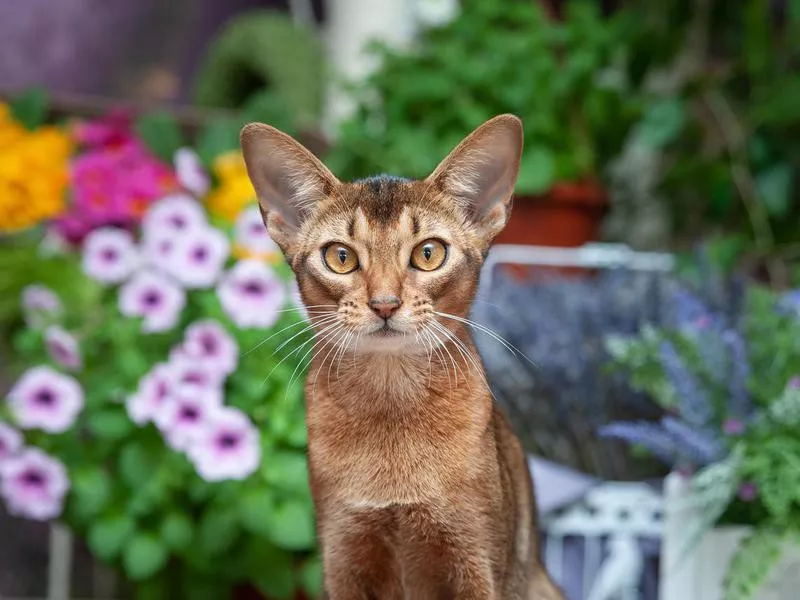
left=322, top=243, right=359, bottom=274
left=410, top=239, right=447, bottom=271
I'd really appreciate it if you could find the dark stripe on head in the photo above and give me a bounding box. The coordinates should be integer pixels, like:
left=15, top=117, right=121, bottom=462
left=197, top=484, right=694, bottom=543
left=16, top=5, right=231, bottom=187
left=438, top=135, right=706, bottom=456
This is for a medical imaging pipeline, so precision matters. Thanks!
left=412, top=215, right=420, bottom=236
left=348, top=216, right=355, bottom=238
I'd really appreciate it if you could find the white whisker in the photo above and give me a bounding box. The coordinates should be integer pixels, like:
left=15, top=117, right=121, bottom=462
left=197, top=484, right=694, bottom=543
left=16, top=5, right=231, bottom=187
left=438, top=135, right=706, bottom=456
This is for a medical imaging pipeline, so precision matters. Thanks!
left=434, top=311, right=537, bottom=368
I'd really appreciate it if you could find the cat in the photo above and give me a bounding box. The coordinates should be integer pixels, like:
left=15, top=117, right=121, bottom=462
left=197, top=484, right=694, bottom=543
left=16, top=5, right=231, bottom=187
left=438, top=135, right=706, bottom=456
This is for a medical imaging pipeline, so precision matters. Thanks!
left=241, top=115, right=564, bottom=600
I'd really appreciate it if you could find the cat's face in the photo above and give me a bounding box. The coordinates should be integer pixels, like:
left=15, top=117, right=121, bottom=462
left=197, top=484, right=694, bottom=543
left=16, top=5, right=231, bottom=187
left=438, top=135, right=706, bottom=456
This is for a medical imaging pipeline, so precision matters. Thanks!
left=241, top=116, right=523, bottom=353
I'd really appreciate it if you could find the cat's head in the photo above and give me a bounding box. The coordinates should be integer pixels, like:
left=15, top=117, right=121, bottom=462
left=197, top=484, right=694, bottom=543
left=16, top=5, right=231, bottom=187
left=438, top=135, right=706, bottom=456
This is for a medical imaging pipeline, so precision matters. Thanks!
left=240, top=115, right=522, bottom=353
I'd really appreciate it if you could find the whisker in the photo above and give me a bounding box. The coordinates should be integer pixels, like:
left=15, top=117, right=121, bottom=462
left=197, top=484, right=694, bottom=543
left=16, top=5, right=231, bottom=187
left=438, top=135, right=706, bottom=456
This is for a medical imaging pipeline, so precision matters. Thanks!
left=287, top=323, right=344, bottom=394
left=243, top=313, right=336, bottom=357
left=262, top=319, right=341, bottom=386
left=272, top=314, right=340, bottom=356
left=428, top=323, right=467, bottom=386
left=311, top=326, right=349, bottom=396
left=336, top=329, right=356, bottom=381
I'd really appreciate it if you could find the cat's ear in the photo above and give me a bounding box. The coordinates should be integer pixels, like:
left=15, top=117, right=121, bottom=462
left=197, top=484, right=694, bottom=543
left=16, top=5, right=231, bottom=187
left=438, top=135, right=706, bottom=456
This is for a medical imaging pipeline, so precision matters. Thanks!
left=426, top=114, right=523, bottom=241
left=240, top=123, right=339, bottom=250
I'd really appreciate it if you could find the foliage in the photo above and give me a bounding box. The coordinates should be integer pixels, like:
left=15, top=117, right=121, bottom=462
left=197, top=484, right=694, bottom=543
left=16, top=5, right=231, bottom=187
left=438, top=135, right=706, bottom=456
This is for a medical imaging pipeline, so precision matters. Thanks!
left=604, top=275, right=800, bottom=599
left=1, top=194, right=319, bottom=596
left=325, top=0, right=648, bottom=194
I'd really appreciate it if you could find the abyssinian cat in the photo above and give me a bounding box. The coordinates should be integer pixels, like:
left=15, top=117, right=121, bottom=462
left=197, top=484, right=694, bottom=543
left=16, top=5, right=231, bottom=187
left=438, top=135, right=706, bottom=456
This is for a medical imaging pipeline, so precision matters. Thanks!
left=241, top=115, right=564, bottom=599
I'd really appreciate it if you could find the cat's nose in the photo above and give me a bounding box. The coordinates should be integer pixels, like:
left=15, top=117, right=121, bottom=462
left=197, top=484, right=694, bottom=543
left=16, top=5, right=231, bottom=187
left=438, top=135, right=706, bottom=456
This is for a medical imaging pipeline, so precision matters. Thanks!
left=369, top=295, right=402, bottom=320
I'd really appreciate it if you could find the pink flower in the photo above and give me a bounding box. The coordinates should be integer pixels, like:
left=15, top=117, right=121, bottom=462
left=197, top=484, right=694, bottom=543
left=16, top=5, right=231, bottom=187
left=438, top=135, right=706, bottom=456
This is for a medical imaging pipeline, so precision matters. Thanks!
left=166, top=227, right=230, bottom=289
left=154, top=387, right=221, bottom=452
left=174, top=320, right=238, bottom=376
left=73, top=110, right=134, bottom=148
left=45, top=326, right=82, bottom=371
left=217, top=260, right=286, bottom=329
left=789, top=376, right=800, bottom=390
left=125, top=364, right=175, bottom=425
left=722, top=418, right=745, bottom=436
left=119, top=271, right=185, bottom=333
left=21, top=284, right=63, bottom=328
left=82, top=227, right=139, bottom=284
left=7, top=367, right=84, bottom=433
left=0, top=448, right=69, bottom=520
left=187, top=407, right=261, bottom=481
left=0, top=423, right=23, bottom=465
left=738, top=481, right=758, bottom=502
left=168, top=356, right=225, bottom=394
left=142, top=194, right=207, bottom=239
left=234, top=206, right=277, bottom=256
left=174, top=148, right=209, bottom=197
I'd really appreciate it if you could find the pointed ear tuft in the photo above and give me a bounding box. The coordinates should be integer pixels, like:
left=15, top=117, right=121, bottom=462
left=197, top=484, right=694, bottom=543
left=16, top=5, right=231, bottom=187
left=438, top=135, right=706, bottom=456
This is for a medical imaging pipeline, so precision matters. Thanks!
left=427, top=114, right=523, bottom=241
left=240, top=123, right=339, bottom=249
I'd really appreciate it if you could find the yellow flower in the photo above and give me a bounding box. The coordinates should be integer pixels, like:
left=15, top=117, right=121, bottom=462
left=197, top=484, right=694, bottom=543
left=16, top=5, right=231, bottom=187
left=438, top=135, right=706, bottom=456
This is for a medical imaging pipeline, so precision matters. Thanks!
left=206, top=151, right=256, bottom=222
left=0, top=104, right=73, bottom=232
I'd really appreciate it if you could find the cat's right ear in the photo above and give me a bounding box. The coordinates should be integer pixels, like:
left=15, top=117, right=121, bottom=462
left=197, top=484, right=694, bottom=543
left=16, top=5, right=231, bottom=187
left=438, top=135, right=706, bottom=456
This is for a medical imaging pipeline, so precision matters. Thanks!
left=240, top=123, right=339, bottom=251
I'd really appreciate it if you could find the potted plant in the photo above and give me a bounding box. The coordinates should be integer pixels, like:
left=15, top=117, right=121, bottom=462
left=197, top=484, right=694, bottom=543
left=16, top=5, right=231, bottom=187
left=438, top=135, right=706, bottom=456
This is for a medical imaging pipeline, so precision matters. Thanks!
left=601, top=277, right=800, bottom=599
left=325, top=0, right=646, bottom=250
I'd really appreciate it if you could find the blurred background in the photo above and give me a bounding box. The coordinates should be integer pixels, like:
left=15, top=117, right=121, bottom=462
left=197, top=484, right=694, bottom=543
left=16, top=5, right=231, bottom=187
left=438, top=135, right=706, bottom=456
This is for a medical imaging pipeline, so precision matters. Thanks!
left=0, top=1, right=798, bottom=599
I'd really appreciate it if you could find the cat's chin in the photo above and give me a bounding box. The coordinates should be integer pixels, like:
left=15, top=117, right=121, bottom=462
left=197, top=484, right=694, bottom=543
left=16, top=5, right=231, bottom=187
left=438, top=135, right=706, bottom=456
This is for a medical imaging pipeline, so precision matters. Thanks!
left=354, top=327, right=429, bottom=355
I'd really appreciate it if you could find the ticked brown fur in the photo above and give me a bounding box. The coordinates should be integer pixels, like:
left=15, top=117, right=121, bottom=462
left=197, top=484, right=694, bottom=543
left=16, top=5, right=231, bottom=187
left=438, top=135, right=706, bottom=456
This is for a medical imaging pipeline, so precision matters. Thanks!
left=241, top=115, right=564, bottom=599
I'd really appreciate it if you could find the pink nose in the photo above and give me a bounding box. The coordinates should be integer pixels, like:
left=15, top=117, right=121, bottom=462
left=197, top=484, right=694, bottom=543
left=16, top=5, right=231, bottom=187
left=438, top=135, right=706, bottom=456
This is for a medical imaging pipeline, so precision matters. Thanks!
left=369, top=295, right=401, bottom=319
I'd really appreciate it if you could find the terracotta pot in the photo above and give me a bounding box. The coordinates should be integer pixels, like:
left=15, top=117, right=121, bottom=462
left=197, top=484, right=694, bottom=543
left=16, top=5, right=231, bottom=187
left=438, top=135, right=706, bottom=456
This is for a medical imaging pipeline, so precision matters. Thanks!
left=493, top=181, right=608, bottom=278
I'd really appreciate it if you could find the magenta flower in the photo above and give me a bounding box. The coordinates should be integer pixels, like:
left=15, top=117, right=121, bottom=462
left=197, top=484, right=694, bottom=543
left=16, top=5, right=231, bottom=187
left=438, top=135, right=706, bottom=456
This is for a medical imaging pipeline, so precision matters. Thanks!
left=166, top=227, right=230, bottom=289
left=187, top=407, right=261, bottom=481
left=167, top=356, right=225, bottom=395
left=234, top=206, right=277, bottom=256
left=119, top=271, right=185, bottom=333
left=21, top=284, right=62, bottom=329
left=738, top=481, right=758, bottom=502
left=82, top=227, right=139, bottom=284
left=155, top=387, right=221, bottom=452
left=126, top=363, right=175, bottom=425
left=217, top=260, right=286, bottom=329
left=45, top=326, right=82, bottom=371
left=174, top=320, right=238, bottom=376
left=142, top=194, right=207, bottom=239
left=0, top=423, right=23, bottom=464
left=174, top=148, right=209, bottom=197
left=0, top=448, right=69, bottom=520
left=7, top=367, right=84, bottom=433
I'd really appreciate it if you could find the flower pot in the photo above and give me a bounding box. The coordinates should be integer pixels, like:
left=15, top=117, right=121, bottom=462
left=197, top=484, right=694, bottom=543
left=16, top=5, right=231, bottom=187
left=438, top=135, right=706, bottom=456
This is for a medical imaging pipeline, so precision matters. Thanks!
left=494, top=181, right=608, bottom=279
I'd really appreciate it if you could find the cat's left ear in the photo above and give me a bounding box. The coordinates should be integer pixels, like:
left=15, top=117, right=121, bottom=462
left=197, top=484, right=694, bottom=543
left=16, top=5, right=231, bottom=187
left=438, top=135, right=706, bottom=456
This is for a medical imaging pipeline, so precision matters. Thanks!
left=240, top=123, right=340, bottom=252
left=426, top=114, right=523, bottom=242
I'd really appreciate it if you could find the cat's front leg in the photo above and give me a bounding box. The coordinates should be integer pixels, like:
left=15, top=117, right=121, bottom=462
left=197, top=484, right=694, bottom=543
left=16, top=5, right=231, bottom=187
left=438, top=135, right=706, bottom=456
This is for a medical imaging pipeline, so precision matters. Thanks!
left=450, top=560, right=498, bottom=600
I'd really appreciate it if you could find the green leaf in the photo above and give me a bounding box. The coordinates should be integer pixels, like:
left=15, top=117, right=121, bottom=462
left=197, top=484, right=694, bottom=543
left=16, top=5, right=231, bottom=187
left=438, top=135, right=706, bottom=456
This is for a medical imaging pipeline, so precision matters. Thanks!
left=637, top=98, right=685, bottom=149
left=266, top=500, right=316, bottom=551
left=756, top=163, right=793, bottom=217
left=10, top=87, right=50, bottom=130
left=198, top=506, right=239, bottom=555
left=87, top=514, right=136, bottom=561
left=119, top=442, right=159, bottom=489
left=71, top=468, right=111, bottom=520
left=238, top=488, right=275, bottom=536
left=196, top=117, right=242, bottom=167
left=88, top=409, right=134, bottom=441
left=723, top=528, right=784, bottom=600
left=516, top=146, right=556, bottom=194
left=134, top=112, right=184, bottom=163
left=299, top=555, right=323, bottom=598
left=247, top=539, right=296, bottom=600
left=160, top=512, right=194, bottom=552
left=123, top=533, right=169, bottom=581
left=262, top=450, right=309, bottom=495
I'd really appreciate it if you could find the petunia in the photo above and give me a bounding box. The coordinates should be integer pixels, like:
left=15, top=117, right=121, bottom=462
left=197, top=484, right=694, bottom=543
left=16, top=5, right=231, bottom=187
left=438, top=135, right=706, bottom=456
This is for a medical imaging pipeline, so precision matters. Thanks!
left=44, top=326, right=82, bottom=371
left=166, top=227, right=230, bottom=289
left=21, top=284, right=62, bottom=329
left=125, top=363, right=175, bottom=425
left=234, top=205, right=278, bottom=257
left=81, top=227, right=139, bottom=284
left=0, top=448, right=69, bottom=520
left=154, top=387, right=221, bottom=452
left=174, top=148, right=210, bottom=197
left=0, top=423, right=23, bottom=464
left=142, top=194, right=207, bottom=240
left=167, top=356, right=225, bottom=397
left=217, top=260, right=286, bottom=329
left=7, top=366, right=84, bottom=433
left=119, top=271, right=185, bottom=333
left=187, top=406, right=261, bottom=481
left=174, top=320, right=238, bottom=376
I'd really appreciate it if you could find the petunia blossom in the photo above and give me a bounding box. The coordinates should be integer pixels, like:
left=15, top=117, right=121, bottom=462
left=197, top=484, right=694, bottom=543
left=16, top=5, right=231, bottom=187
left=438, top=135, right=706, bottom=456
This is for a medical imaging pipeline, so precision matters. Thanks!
left=142, top=194, right=207, bottom=239
left=119, top=270, right=185, bottom=333
left=7, top=366, right=84, bottom=433
left=21, top=284, right=63, bottom=329
left=0, top=448, right=69, bottom=520
left=234, top=205, right=278, bottom=258
left=173, top=320, right=238, bottom=376
left=0, top=423, right=23, bottom=464
left=217, top=260, right=286, bottom=329
left=167, top=356, right=225, bottom=396
left=187, top=406, right=261, bottom=481
left=125, top=363, right=176, bottom=425
left=174, top=148, right=210, bottom=197
left=154, top=387, right=221, bottom=452
left=166, top=227, right=230, bottom=289
left=45, top=326, right=82, bottom=371
left=81, top=227, right=139, bottom=284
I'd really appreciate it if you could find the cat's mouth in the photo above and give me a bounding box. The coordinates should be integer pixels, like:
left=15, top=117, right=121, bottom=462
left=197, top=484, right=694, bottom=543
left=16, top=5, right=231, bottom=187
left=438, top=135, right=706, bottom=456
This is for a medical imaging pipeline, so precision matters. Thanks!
left=370, top=323, right=402, bottom=337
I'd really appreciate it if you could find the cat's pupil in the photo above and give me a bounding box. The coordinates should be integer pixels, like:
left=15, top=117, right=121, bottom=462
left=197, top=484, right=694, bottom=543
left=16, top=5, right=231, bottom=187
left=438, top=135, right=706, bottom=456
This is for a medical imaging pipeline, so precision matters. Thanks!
left=338, top=248, right=347, bottom=264
left=423, top=245, right=432, bottom=261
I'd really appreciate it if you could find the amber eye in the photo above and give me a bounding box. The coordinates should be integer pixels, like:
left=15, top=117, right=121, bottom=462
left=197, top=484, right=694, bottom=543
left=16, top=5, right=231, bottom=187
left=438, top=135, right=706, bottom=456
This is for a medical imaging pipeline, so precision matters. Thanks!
left=323, top=243, right=359, bottom=274
left=410, top=239, right=447, bottom=271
